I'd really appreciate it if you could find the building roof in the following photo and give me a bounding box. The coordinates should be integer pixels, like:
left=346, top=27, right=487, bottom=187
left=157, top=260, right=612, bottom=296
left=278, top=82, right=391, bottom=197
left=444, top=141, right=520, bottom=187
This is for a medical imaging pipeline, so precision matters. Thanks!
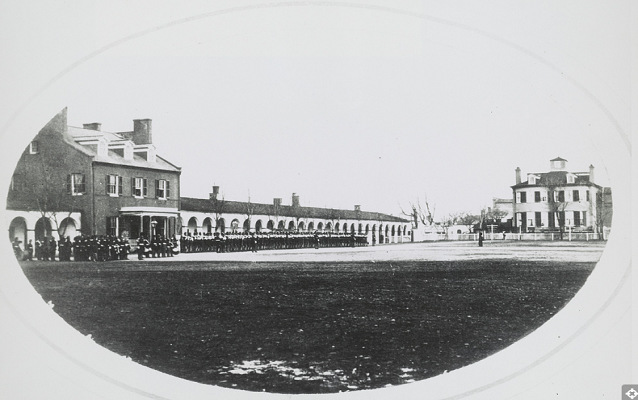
left=511, top=170, right=600, bottom=189
left=65, top=125, right=180, bottom=172
left=180, top=197, right=409, bottom=223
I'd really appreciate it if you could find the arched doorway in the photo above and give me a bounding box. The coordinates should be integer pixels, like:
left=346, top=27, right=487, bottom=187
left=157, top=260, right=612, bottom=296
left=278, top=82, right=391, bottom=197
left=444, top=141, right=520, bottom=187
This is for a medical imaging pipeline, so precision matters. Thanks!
left=243, top=219, right=251, bottom=233
left=187, top=217, right=198, bottom=235
left=230, top=219, right=240, bottom=233
left=58, top=217, right=78, bottom=240
left=317, top=222, right=324, bottom=231
left=298, top=221, right=305, bottom=231
left=325, top=222, right=332, bottom=232
left=278, top=220, right=285, bottom=231
left=35, top=217, right=52, bottom=241
left=255, top=220, right=263, bottom=233
left=307, top=221, right=314, bottom=231
left=335, top=222, right=340, bottom=232
left=288, top=221, right=296, bottom=231
left=9, top=217, right=27, bottom=245
left=267, top=220, right=275, bottom=231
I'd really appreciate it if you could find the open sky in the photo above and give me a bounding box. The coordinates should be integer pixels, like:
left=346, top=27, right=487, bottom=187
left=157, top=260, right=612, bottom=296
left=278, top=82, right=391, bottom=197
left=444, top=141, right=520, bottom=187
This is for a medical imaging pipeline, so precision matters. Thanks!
left=0, top=0, right=628, bottom=220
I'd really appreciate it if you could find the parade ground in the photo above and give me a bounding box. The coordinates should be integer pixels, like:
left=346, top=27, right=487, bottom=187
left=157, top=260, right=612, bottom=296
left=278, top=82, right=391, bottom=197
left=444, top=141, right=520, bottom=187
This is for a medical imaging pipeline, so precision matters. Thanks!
left=159, top=240, right=606, bottom=263
left=20, top=241, right=606, bottom=393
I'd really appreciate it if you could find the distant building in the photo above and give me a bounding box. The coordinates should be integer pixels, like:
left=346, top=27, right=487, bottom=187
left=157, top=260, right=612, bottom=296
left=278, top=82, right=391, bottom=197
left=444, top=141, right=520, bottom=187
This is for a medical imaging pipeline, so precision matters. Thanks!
left=511, top=157, right=609, bottom=234
left=491, top=198, right=513, bottom=221
left=7, top=109, right=181, bottom=245
left=180, top=190, right=412, bottom=244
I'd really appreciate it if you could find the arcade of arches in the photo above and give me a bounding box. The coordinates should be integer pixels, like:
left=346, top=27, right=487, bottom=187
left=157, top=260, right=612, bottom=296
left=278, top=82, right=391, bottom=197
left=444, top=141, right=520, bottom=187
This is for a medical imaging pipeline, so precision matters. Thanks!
left=179, top=213, right=412, bottom=244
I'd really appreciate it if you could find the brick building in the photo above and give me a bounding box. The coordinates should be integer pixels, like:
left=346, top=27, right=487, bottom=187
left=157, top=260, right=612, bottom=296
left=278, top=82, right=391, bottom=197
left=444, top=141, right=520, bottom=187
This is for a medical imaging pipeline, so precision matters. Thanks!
left=6, top=109, right=181, bottom=245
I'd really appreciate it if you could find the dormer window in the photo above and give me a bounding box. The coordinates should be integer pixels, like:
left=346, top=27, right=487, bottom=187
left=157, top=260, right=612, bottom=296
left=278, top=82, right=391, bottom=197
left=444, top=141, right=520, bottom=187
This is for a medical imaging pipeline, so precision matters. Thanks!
left=29, top=141, right=39, bottom=154
left=567, top=174, right=575, bottom=184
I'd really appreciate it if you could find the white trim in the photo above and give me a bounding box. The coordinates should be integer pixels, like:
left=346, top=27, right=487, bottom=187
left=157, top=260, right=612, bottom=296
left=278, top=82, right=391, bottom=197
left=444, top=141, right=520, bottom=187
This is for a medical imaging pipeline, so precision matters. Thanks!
left=119, top=206, right=178, bottom=216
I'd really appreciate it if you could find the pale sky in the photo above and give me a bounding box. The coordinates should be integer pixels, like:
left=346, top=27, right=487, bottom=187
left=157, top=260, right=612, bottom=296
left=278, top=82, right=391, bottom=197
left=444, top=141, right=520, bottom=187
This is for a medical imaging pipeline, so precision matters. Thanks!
left=0, top=0, right=629, bottom=220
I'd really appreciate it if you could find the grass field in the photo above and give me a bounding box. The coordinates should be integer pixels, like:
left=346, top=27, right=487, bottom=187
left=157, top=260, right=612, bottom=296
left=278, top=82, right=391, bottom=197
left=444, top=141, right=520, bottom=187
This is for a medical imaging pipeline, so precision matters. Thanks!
left=20, top=250, right=598, bottom=394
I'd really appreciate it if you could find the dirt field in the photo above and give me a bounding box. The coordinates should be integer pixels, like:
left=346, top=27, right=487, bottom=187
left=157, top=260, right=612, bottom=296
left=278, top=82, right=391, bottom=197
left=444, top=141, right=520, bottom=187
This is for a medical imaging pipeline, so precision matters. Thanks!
left=162, top=240, right=606, bottom=263
left=20, top=241, right=605, bottom=393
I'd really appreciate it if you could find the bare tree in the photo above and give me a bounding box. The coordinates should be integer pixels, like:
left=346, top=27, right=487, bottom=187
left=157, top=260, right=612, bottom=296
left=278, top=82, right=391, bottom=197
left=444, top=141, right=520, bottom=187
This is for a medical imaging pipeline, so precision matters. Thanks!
left=243, top=195, right=256, bottom=233
left=545, top=175, right=568, bottom=240
left=456, top=212, right=480, bottom=232
left=19, top=149, right=79, bottom=238
left=326, top=208, right=343, bottom=233
left=211, top=194, right=226, bottom=233
left=596, top=188, right=612, bottom=239
left=400, top=195, right=436, bottom=228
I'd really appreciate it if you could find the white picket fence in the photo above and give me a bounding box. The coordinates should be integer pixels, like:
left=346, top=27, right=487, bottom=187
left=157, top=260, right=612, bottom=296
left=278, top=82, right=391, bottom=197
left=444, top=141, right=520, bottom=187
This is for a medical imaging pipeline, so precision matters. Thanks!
left=427, top=231, right=606, bottom=242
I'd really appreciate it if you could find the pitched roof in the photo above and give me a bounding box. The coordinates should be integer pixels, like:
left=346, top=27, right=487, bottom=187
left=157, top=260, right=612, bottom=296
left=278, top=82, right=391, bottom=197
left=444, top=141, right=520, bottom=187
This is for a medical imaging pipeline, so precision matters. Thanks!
left=180, top=197, right=409, bottom=223
left=65, top=125, right=180, bottom=172
left=511, top=170, right=599, bottom=188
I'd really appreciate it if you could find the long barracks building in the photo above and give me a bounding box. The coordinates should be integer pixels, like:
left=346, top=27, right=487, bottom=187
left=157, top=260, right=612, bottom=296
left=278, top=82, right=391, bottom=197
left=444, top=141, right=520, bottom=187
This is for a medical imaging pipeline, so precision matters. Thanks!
left=6, top=110, right=411, bottom=246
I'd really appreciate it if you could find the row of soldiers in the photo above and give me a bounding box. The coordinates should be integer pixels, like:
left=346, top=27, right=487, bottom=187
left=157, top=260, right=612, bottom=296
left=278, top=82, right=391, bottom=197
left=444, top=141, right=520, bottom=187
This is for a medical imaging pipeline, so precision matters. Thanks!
left=72, top=235, right=131, bottom=261
left=180, top=231, right=368, bottom=253
left=12, top=235, right=132, bottom=262
left=135, top=235, right=178, bottom=259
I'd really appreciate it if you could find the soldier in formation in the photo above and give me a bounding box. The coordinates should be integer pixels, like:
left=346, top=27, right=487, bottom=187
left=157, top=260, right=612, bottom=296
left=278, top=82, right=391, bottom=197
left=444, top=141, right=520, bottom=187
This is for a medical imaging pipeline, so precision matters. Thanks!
left=178, top=231, right=368, bottom=254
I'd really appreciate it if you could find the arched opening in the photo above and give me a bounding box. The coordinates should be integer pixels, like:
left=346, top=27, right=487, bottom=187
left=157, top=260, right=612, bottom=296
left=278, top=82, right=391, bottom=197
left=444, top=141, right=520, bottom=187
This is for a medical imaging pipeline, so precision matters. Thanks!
left=350, top=223, right=356, bottom=233
left=255, top=220, right=263, bottom=233
left=9, top=217, right=27, bottom=246
left=288, top=220, right=296, bottom=231
left=307, top=221, right=314, bottom=231
left=365, top=224, right=370, bottom=234
left=230, top=219, right=240, bottom=233
left=317, top=222, right=324, bottom=231
left=58, top=217, right=78, bottom=240
left=325, top=222, right=332, bottom=232
left=242, top=219, right=251, bottom=233
left=187, top=217, right=198, bottom=235
left=391, top=225, right=396, bottom=237
left=343, top=224, right=348, bottom=233
left=35, top=217, right=53, bottom=241
left=358, top=223, right=363, bottom=234
left=335, top=222, right=340, bottom=232
left=298, top=221, right=305, bottom=231
left=202, top=217, right=213, bottom=234
left=267, top=220, right=275, bottom=231
left=278, top=220, right=286, bottom=230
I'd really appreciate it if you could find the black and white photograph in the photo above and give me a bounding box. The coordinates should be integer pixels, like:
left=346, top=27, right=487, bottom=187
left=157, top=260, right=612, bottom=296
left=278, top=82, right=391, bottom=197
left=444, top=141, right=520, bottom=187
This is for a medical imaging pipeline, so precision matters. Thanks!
left=0, top=1, right=633, bottom=399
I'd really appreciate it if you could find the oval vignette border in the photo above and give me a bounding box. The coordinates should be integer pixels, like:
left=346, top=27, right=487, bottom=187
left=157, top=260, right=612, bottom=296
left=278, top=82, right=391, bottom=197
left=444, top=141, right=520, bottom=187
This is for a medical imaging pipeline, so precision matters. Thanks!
left=0, top=2, right=631, bottom=400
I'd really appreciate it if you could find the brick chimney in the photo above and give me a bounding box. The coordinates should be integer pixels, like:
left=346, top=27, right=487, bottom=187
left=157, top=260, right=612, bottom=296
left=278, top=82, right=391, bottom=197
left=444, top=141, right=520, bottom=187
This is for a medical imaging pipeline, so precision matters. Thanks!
left=273, top=198, right=282, bottom=207
left=209, top=185, right=220, bottom=200
left=354, top=205, right=361, bottom=212
left=132, top=119, right=152, bottom=145
left=83, top=122, right=101, bottom=130
left=292, top=193, right=300, bottom=207
left=515, top=167, right=521, bottom=184
left=589, top=164, right=595, bottom=184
